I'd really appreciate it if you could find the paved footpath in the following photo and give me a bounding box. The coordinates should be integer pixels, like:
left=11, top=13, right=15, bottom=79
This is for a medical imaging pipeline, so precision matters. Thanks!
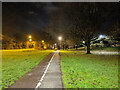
left=9, top=51, right=63, bottom=89
left=36, top=51, right=63, bottom=89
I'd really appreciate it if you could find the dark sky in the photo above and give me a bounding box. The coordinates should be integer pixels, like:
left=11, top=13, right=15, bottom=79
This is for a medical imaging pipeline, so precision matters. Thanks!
left=2, top=2, right=119, bottom=43
left=2, top=2, right=58, bottom=42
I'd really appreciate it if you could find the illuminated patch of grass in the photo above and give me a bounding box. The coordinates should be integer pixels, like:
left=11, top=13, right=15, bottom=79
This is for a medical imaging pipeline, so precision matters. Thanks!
left=60, top=50, right=118, bottom=88
left=2, top=49, right=53, bottom=89
left=91, top=47, right=120, bottom=52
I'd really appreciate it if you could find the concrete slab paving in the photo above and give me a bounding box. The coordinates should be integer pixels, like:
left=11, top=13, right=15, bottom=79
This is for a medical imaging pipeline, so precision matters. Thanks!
left=38, top=51, right=63, bottom=88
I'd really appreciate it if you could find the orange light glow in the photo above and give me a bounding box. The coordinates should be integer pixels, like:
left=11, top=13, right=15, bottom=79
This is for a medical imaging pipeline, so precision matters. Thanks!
left=29, top=39, right=32, bottom=42
left=42, top=40, right=44, bottom=43
left=28, top=35, right=32, bottom=39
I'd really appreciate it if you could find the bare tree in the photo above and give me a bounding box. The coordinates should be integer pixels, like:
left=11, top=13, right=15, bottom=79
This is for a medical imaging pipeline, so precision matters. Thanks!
left=61, top=2, right=118, bottom=54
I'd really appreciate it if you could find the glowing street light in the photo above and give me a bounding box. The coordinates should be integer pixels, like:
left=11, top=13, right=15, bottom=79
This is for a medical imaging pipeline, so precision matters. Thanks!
left=99, top=35, right=104, bottom=38
left=42, top=40, right=44, bottom=43
left=58, top=36, right=62, bottom=49
left=55, top=43, right=56, bottom=46
left=28, top=35, right=32, bottom=39
left=99, top=35, right=107, bottom=39
left=29, top=39, right=32, bottom=42
left=83, top=41, right=85, bottom=44
left=58, top=36, right=62, bottom=41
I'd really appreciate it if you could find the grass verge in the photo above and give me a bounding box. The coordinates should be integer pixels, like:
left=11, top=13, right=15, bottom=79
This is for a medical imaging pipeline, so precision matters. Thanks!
left=60, top=50, right=118, bottom=88
left=2, top=49, right=53, bottom=89
left=91, top=47, right=120, bottom=52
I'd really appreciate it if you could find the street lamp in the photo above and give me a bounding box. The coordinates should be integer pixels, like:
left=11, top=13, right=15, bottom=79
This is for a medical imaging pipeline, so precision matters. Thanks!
left=28, top=35, right=32, bottom=39
left=99, top=35, right=106, bottom=39
left=42, top=40, right=44, bottom=43
left=53, top=43, right=56, bottom=49
left=58, top=36, right=62, bottom=41
left=58, top=36, right=62, bottom=49
left=83, top=41, right=85, bottom=44
left=99, top=35, right=103, bottom=38
left=28, top=35, right=32, bottom=42
left=29, top=39, right=32, bottom=42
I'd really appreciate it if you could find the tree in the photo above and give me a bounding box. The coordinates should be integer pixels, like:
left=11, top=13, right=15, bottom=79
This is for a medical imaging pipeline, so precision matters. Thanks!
left=59, top=2, right=118, bottom=54
left=108, top=23, right=120, bottom=42
left=2, top=34, right=14, bottom=49
left=62, top=3, right=100, bottom=53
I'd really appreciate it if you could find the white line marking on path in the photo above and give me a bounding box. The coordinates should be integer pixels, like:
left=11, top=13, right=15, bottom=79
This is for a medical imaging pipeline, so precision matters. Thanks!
left=35, top=51, right=57, bottom=90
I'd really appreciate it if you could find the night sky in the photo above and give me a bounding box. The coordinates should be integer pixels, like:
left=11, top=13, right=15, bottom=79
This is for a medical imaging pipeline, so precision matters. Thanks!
left=2, top=2, right=58, bottom=42
left=2, top=2, right=119, bottom=43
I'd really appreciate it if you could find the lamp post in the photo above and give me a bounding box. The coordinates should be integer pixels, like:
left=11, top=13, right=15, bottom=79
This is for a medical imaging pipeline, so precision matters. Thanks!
left=54, top=43, right=56, bottom=49
left=58, top=36, right=62, bottom=49
left=27, top=35, right=32, bottom=48
left=28, top=35, right=32, bottom=42
left=29, top=39, right=32, bottom=42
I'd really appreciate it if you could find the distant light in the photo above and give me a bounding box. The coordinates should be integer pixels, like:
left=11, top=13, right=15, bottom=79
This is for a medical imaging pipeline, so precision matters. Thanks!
left=75, top=45, right=77, bottom=46
left=44, top=46, right=47, bottom=49
left=58, top=36, right=62, bottom=41
left=42, top=40, right=44, bottom=43
left=55, top=43, right=56, bottom=45
left=29, top=39, right=32, bottom=42
left=28, top=35, right=32, bottom=39
left=99, top=35, right=103, bottom=38
left=83, top=41, right=85, bottom=43
left=99, top=35, right=105, bottom=39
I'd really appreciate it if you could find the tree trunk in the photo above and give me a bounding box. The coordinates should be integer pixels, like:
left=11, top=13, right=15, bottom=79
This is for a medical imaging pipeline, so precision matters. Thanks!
left=87, top=41, right=91, bottom=54
left=76, top=47, right=78, bottom=50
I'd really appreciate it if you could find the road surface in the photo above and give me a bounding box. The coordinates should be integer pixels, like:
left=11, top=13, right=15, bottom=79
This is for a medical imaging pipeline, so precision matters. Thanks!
left=9, top=51, right=63, bottom=89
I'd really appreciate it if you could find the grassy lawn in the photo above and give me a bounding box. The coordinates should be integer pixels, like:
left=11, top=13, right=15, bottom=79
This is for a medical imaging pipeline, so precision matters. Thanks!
left=68, top=47, right=120, bottom=52
left=2, top=49, right=53, bottom=89
left=60, top=50, right=118, bottom=88
left=101, top=47, right=120, bottom=51
left=91, top=47, right=120, bottom=52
